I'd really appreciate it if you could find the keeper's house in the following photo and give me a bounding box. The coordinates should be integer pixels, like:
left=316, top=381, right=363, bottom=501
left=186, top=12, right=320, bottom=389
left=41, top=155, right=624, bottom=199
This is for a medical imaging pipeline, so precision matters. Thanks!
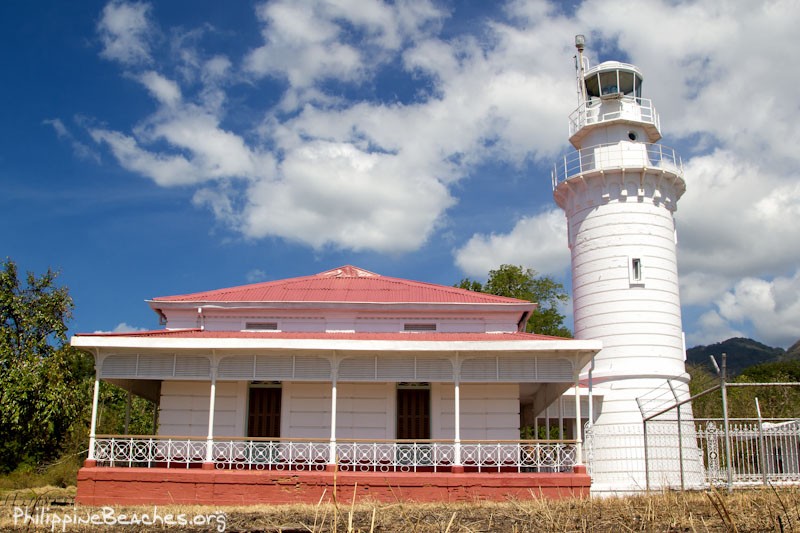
left=73, top=265, right=600, bottom=505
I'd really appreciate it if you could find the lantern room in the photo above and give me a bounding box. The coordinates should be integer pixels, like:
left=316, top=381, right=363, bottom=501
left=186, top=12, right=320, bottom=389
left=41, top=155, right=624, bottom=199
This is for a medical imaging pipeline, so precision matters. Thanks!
left=583, top=61, right=643, bottom=102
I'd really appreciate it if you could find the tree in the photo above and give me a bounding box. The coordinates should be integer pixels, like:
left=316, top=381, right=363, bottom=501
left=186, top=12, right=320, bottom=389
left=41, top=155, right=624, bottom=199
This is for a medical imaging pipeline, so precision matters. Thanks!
left=686, top=363, right=722, bottom=419
left=687, top=359, right=800, bottom=420
left=457, top=264, right=572, bottom=337
left=0, top=259, right=93, bottom=471
left=729, top=360, right=800, bottom=419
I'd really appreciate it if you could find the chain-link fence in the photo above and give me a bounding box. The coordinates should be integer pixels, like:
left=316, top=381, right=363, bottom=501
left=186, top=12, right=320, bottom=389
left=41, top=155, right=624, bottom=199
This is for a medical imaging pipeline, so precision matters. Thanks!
left=583, top=361, right=800, bottom=491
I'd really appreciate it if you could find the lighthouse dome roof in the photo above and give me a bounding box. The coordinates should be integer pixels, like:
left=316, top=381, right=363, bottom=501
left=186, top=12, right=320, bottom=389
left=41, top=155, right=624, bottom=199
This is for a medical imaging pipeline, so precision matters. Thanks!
left=585, top=61, right=642, bottom=78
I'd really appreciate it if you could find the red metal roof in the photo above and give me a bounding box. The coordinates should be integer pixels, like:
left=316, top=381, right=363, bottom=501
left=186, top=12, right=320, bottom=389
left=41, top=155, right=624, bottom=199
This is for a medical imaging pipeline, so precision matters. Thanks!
left=151, top=265, right=530, bottom=306
left=76, top=329, right=569, bottom=341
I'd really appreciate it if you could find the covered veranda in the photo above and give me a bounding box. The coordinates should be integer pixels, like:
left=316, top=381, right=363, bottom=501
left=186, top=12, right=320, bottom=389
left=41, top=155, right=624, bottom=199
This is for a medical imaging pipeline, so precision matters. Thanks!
left=73, top=330, right=600, bottom=504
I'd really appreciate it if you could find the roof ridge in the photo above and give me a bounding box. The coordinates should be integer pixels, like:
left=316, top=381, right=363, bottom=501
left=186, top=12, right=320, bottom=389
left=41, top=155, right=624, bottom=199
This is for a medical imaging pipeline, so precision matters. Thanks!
left=150, top=265, right=532, bottom=305
left=317, top=265, right=379, bottom=278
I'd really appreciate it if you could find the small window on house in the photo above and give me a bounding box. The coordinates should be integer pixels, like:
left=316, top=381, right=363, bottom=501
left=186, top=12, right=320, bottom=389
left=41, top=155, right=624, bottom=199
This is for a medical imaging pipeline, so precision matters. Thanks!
left=630, top=258, right=644, bottom=286
left=404, top=323, right=437, bottom=332
left=244, top=322, right=278, bottom=331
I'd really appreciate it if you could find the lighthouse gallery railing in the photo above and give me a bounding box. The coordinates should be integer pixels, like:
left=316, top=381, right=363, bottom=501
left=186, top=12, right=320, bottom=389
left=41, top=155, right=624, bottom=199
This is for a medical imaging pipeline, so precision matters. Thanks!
left=568, top=96, right=660, bottom=138
left=552, top=142, right=683, bottom=189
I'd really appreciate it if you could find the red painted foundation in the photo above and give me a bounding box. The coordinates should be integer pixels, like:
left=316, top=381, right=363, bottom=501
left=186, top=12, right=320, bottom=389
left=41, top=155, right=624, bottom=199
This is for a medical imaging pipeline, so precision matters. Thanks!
left=76, top=467, right=590, bottom=506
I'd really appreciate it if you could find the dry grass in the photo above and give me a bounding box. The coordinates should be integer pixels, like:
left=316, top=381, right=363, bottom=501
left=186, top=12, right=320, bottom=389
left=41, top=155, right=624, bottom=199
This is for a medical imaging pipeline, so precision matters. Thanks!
left=2, top=487, right=800, bottom=531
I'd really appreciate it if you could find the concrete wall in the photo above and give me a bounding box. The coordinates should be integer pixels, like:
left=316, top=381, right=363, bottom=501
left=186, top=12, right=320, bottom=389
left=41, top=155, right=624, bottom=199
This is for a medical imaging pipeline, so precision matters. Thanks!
left=164, top=308, right=521, bottom=334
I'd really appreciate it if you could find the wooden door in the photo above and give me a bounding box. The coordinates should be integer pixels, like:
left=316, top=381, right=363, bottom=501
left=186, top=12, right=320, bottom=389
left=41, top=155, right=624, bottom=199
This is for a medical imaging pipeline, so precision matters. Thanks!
left=248, top=386, right=281, bottom=438
left=396, top=387, right=430, bottom=440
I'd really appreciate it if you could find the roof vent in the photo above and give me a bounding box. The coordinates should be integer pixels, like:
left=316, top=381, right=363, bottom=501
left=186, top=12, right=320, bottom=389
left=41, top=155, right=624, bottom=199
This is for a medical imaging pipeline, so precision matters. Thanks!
left=404, top=323, right=437, bottom=332
left=244, top=321, right=278, bottom=331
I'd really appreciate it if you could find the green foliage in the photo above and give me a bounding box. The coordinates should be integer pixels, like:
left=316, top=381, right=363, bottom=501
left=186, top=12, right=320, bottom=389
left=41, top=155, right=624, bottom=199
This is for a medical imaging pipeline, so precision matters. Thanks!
left=0, top=454, right=84, bottom=490
left=728, top=360, right=800, bottom=418
left=0, top=258, right=158, bottom=483
left=0, top=259, right=95, bottom=472
left=455, top=278, right=483, bottom=293
left=520, top=424, right=561, bottom=440
left=457, top=264, right=572, bottom=337
left=96, top=382, right=156, bottom=436
left=688, top=359, right=800, bottom=420
left=687, top=363, right=722, bottom=419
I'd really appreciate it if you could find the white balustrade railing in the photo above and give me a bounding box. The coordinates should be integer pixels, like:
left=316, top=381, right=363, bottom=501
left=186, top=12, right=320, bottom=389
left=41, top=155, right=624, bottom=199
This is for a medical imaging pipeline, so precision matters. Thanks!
left=568, top=96, right=659, bottom=138
left=552, top=142, right=683, bottom=189
left=696, top=419, right=800, bottom=486
left=92, top=436, right=579, bottom=473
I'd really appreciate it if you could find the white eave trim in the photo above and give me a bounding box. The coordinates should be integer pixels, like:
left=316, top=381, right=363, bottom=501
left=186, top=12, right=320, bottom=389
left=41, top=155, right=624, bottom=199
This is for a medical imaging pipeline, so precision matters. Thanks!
left=71, top=335, right=602, bottom=355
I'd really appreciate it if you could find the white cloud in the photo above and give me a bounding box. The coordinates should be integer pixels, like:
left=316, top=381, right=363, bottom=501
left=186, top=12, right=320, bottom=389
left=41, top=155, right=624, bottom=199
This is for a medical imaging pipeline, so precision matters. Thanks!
left=44, top=118, right=101, bottom=162
left=239, top=140, right=453, bottom=252
left=245, top=269, right=269, bottom=283
left=680, top=272, right=732, bottom=308
left=91, top=1, right=579, bottom=252
left=688, top=310, right=746, bottom=348
left=137, top=71, right=181, bottom=107
left=84, top=0, right=800, bottom=347
left=94, top=322, right=148, bottom=334
left=90, top=129, right=196, bottom=186
left=244, top=1, right=365, bottom=87
left=677, top=151, right=800, bottom=278
left=454, top=209, right=569, bottom=277
left=674, top=147, right=800, bottom=347
left=689, top=272, right=800, bottom=348
left=244, top=0, right=443, bottom=90
left=97, top=0, right=153, bottom=66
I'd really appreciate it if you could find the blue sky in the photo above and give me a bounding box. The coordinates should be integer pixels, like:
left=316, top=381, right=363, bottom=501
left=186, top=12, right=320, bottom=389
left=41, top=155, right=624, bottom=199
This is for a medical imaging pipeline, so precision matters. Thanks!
left=2, top=0, right=800, bottom=349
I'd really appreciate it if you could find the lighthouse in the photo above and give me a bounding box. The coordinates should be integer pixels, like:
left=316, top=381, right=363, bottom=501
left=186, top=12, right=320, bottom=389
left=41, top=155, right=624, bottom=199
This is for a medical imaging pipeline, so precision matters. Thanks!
left=553, top=36, right=703, bottom=493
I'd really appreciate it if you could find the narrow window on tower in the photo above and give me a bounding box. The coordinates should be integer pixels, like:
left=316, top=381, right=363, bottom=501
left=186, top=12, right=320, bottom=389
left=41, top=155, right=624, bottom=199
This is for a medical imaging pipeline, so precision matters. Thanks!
left=629, top=257, right=644, bottom=286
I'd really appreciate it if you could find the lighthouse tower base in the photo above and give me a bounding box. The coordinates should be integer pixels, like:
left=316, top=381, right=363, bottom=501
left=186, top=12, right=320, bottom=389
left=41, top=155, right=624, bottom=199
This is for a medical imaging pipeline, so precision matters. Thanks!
left=584, top=378, right=705, bottom=494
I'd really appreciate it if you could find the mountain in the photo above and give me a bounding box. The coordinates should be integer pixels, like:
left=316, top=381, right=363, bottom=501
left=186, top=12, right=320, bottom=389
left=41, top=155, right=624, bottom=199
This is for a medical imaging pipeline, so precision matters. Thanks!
left=787, top=339, right=800, bottom=359
left=686, top=337, right=787, bottom=377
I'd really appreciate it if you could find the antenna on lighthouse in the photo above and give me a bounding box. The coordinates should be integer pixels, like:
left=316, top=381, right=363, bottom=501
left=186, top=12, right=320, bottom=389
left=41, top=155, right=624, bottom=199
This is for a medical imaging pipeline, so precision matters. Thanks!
left=575, top=34, right=587, bottom=104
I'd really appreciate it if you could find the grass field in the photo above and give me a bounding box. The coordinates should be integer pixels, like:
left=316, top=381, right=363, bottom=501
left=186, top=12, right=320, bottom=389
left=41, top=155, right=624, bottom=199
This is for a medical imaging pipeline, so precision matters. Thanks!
left=1, top=485, right=799, bottom=531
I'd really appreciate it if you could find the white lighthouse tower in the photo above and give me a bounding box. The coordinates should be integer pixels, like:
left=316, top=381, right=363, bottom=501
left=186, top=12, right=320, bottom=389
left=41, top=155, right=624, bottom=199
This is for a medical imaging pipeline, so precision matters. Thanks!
left=553, top=36, right=702, bottom=493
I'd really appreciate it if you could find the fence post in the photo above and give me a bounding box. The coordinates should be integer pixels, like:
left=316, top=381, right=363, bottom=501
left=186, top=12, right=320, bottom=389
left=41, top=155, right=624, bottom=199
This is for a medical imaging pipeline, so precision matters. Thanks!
left=712, top=354, right=734, bottom=492
left=668, top=380, right=685, bottom=490
left=755, top=397, right=768, bottom=486
left=636, top=397, right=650, bottom=492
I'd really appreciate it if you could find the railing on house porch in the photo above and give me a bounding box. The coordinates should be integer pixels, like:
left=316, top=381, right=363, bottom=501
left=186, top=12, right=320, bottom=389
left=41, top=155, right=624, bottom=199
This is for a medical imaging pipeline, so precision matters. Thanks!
left=92, top=436, right=580, bottom=474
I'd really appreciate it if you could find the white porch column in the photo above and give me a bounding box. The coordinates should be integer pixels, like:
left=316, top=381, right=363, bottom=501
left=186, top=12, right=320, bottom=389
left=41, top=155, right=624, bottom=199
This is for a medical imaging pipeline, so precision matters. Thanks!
left=452, top=353, right=462, bottom=470
left=454, top=378, right=461, bottom=466
left=87, top=376, right=101, bottom=464
left=574, top=377, right=583, bottom=465
left=329, top=357, right=338, bottom=466
left=204, top=362, right=217, bottom=467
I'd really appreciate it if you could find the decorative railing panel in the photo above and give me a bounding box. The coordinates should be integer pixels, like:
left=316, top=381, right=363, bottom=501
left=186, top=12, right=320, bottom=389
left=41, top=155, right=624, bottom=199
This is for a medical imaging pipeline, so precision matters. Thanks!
left=696, top=419, right=800, bottom=486
left=92, top=437, right=579, bottom=473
